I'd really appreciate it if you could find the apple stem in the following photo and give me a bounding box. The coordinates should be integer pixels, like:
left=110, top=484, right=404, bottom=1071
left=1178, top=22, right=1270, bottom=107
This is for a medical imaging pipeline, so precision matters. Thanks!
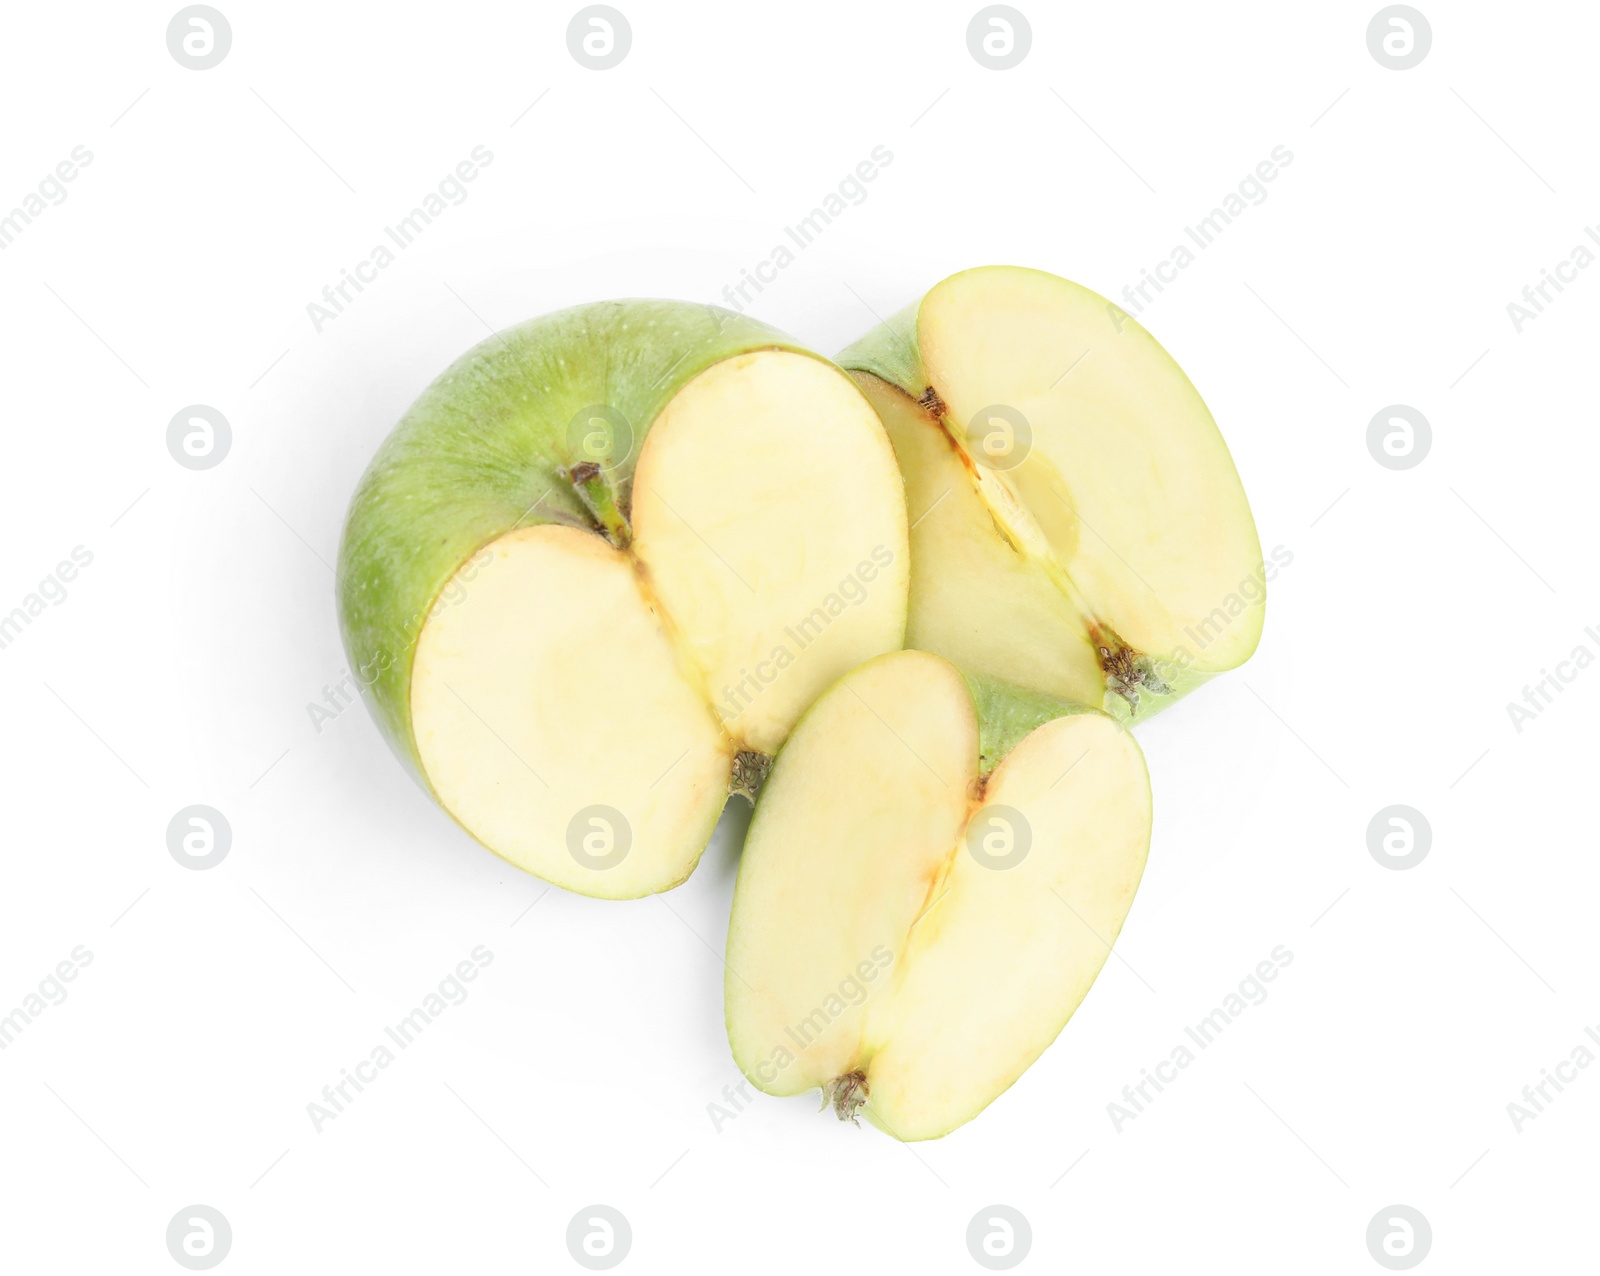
left=561, top=462, right=631, bottom=548
left=728, top=749, right=772, bottom=803
left=1092, top=632, right=1172, bottom=715
left=821, top=1071, right=869, bottom=1126
left=916, top=385, right=948, bottom=419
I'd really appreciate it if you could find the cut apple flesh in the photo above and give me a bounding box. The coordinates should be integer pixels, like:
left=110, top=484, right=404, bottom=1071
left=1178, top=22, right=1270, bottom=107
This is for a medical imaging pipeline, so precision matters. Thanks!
left=631, top=352, right=906, bottom=755
left=411, top=525, right=731, bottom=899
left=842, top=266, right=1264, bottom=719
left=410, top=350, right=908, bottom=898
left=725, top=650, right=1151, bottom=1140
left=856, top=376, right=1106, bottom=708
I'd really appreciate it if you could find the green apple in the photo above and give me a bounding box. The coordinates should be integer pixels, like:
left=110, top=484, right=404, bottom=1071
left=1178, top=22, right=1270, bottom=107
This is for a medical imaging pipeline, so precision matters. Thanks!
left=725, top=649, right=1151, bottom=1141
left=338, top=301, right=909, bottom=899
left=839, top=265, right=1264, bottom=721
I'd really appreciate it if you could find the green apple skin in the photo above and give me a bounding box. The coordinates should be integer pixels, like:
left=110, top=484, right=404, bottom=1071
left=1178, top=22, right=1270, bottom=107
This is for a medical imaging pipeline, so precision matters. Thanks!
left=336, top=300, right=813, bottom=786
left=835, top=298, right=924, bottom=393
left=837, top=268, right=1260, bottom=726
left=961, top=670, right=1098, bottom=776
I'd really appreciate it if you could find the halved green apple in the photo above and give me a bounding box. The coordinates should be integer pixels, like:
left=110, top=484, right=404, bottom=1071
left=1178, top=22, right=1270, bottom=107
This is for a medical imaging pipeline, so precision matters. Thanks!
left=338, top=302, right=909, bottom=899
left=839, top=266, right=1264, bottom=721
left=725, top=649, right=1151, bottom=1140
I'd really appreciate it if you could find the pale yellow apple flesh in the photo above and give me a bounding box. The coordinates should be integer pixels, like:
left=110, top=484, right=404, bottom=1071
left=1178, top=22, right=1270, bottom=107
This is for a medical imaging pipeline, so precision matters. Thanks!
left=856, top=375, right=1105, bottom=707
left=631, top=352, right=907, bottom=755
left=841, top=265, right=1264, bottom=720
left=725, top=650, right=1151, bottom=1140
left=410, top=350, right=908, bottom=898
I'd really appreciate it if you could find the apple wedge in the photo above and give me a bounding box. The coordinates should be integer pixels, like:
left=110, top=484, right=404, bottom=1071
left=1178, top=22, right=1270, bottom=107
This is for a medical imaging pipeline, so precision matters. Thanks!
left=725, top=649, right=1151, bottom=1140
left=838, top=265, right=1264, bottom=721
left=338, top=302, right=908, bottom=899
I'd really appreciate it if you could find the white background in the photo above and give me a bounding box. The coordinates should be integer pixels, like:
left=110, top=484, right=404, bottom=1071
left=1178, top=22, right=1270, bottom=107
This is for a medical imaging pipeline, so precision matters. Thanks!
left=1, top=1, right=1594, bottom=1271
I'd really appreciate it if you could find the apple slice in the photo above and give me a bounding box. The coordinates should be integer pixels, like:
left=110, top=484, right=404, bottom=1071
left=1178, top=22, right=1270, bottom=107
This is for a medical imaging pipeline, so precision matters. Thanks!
left=725, top=649, right=1151, bottom=1140
left=839, top=265, right=1264, bottom=721
left=339, top=302, right=908, bottom=898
